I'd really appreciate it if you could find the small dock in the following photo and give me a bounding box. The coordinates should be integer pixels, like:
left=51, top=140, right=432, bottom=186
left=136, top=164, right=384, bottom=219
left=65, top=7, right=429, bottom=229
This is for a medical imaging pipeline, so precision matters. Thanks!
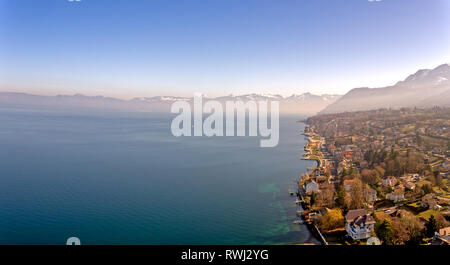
left=293, top=220, right=305, bottom=225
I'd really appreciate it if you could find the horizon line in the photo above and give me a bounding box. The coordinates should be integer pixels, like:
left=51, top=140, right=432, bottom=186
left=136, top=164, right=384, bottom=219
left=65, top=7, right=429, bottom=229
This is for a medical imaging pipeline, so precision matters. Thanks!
left=1, top=62, right=448, bottom=100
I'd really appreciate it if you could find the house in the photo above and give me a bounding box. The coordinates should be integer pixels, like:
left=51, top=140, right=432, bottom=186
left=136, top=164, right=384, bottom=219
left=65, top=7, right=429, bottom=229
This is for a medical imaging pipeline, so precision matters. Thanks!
left=437, top=227, right=450, bottom=238
left=364, top=186, right=377, bottom=203
left=421, top=194, right=437, bottom=209
left=345, top=209, right=375, bottom=240
left=434, top=205, right=443, bottom=211
left=305, top=180, right=319, bottom=194
left=404, top=182, right=415, bottom=190
left=432, top=227, right=450, bottom=245
left=343, top=179, right=355, bottom=193
left=382, top=176, right=397, bottom=187
left=386, top=188, right=404, bottom=202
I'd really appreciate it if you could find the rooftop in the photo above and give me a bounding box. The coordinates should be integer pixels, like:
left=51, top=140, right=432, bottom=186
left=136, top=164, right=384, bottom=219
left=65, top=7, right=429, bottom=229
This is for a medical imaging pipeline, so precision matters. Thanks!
left=345, top=209, right=368, bottom=223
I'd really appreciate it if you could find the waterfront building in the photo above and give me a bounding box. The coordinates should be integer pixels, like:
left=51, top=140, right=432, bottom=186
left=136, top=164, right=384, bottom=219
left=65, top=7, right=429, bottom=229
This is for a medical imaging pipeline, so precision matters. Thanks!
left=345, top=209, right=375, bottom=240
left=305, top=180, right=319, bottom=194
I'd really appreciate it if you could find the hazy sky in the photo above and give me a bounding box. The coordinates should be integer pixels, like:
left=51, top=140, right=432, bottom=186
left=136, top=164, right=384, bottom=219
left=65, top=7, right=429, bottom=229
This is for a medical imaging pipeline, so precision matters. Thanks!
left=0, top=0, right=449, bottom=98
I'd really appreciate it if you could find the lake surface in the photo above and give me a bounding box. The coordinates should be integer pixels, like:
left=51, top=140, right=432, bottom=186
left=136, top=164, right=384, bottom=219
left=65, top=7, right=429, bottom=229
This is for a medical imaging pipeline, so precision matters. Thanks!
left=0, top=106, right=318, bottom=244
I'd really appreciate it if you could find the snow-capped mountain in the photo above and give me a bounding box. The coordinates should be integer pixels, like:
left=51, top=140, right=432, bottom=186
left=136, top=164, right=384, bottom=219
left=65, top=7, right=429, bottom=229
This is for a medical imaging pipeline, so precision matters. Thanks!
left=320, top=64, right=450, bottom=114
left=0, top=92, right=341, bottom=114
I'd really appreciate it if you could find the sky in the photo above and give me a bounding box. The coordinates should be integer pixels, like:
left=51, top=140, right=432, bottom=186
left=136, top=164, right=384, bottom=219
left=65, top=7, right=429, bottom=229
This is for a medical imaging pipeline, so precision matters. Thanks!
left=0, top=0, right=449, bottom=98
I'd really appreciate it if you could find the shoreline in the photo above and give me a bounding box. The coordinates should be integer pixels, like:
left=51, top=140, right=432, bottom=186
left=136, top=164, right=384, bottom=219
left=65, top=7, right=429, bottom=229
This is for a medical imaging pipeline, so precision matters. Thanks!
left=301, top=131, right=323, bottom=168
left=295, top=123, right=329, bottom=245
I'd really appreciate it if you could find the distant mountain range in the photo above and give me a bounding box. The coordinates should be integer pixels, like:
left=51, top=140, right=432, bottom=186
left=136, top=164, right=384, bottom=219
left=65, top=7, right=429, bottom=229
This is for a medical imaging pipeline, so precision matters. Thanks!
left=4, top=64, right=447, bottom=115
left=0, top=92, right=341, bottom=114
left=320, top=64, right=450, bottom=114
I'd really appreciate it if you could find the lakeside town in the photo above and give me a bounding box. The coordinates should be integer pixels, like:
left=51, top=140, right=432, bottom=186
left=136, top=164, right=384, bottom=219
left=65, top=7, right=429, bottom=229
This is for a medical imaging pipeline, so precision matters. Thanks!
left=295, top=107, right=450, bottom=245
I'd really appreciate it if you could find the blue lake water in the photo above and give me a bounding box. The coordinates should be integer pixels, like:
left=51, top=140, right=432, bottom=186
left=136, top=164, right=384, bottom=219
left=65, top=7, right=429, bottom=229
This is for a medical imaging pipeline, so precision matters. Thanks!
left=0, top=106, right=318, bottom=244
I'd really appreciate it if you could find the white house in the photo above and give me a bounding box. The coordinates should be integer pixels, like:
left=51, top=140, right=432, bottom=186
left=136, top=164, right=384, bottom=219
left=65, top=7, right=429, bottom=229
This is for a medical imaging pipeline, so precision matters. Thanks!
left=386, top=188, right=404, bottom=202
left=434, top=204, right=443, bottom=211
left=305, top=180, right=319, bottom=194
left=345, top=209, right=375, bottom=240
left=382, top=176, right=397, bottom=187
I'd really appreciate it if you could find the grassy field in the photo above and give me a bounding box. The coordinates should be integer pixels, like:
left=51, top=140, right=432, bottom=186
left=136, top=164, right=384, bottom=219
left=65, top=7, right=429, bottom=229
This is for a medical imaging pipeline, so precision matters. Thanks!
left=416, top=179, right=432, bottom=187
left=407, top=201, right=421, bottom=208
left=417, top=209, right=440, bottom=219
left=433, top=186, right=447, bottom=194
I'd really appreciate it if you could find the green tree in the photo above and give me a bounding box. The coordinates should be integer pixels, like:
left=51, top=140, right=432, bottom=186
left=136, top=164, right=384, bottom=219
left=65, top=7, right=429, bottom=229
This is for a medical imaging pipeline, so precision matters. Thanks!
left=425, top=215, right=439, bottom=238
left=335, top=185, right=346, bottom=209
left=349, top=166, right=357, bottom=176
left=375, top=219, right=394, bottom=245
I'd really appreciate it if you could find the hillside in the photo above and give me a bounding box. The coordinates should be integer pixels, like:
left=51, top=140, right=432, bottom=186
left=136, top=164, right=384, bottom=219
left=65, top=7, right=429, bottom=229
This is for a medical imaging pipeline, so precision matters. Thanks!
left=320, top=64, right=450, bottom=114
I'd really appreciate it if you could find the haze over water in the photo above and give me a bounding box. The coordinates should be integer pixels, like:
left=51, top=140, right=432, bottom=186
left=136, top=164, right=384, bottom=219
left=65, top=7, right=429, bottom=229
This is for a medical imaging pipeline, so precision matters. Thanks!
left=0, top=106, right=318, bottom=244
